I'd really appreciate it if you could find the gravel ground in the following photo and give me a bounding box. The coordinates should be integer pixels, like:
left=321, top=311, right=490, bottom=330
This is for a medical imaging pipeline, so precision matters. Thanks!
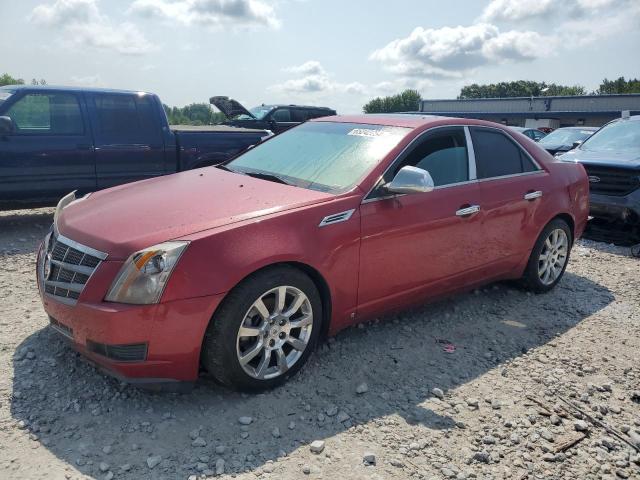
left=1, top=208, right=639, bottom=480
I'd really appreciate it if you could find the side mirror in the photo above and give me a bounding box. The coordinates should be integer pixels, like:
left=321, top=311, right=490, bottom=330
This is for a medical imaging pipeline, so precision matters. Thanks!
left=0, top=116, right=14, bottom=134
left=571, top=140, right=583, bottom=149
left=385, top=166, right=435, bottom=195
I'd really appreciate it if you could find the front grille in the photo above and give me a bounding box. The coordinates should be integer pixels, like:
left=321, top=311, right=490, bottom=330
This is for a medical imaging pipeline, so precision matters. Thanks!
left=40, top=233, right=107, bottom=306
left=584, top=165, right=640, bottom=196
left=86, top=340, right=148, bottom=362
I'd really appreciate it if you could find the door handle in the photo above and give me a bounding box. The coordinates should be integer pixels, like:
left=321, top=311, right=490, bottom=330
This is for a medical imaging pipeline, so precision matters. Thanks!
left=456, top=205, right=480, bottom=217
left=524, top=190, right=543, bottom=201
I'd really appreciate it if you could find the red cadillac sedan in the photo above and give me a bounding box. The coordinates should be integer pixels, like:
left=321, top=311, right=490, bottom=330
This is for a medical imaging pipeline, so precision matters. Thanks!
left=37, top=115, right=589, bottom=391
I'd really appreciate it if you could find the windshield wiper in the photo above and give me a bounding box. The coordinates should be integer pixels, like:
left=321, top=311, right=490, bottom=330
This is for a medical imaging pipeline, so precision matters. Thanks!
left=242, top=171, right=292, bottom=186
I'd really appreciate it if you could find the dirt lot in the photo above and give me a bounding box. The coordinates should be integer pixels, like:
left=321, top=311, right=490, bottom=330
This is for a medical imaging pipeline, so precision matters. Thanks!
left=1, top=208, right=639, bottom=480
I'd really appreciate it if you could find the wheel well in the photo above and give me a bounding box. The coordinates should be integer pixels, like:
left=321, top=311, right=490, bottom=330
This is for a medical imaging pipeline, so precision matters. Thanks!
left=217, top=262, right=333, bottom=340
left=553, top=213, right=575, bottom=243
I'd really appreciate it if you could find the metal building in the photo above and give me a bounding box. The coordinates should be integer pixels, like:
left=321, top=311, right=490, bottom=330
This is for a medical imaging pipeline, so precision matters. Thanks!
left=420, top=94, right=640, bottom=128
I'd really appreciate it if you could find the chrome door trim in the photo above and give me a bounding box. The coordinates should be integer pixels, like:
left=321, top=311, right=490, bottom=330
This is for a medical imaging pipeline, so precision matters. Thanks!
left=455, top=205, right=481, bottom=217
left=524, top=190, right=543, bottom=200
left=463, top=126, right=477, bottom=180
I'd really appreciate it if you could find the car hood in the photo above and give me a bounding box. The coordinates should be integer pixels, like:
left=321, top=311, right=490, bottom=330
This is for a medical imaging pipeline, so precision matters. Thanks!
left=560, top=148, right=640, bottom=169
left=57, top=168, right=334, bottom=259
left=209, top=96, right=255, bottom=120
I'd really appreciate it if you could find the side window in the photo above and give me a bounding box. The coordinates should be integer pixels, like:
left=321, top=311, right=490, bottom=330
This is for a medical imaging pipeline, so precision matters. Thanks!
left=7, top=93, right=83, bottom=135
left=470, top=128, right=539, bottom=179
left=392, top=128, right=469, bottom=187
left=93, top=93, right=159, bottom=142
left=291, top=109, right=308, bottom=122
left=271, top=108, right=291, bottom=122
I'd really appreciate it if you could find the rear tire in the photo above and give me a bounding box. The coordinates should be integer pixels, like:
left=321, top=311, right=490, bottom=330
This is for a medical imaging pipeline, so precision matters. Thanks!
left=519, top=218, right=572, bottom=293
left=201, top=266, right=322, bottom=391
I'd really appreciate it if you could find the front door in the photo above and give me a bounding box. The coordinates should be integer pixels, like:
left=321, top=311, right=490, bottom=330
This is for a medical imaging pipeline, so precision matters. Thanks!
left=357, top=127, right=485, bottom=318
left=88, top=92, right=165, bottom=189
left=0, top=90, right=95, bottom=205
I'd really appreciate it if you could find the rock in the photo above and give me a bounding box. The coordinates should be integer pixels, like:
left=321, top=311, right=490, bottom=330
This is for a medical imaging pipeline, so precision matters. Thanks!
left=310, top=440, right=325, bottom=454
left=550, top=414, right=561, bottom=426
left=302, top=464, right=311, bottom=475
left=238, top=416, right=253, bottom=425
left=271, top=427, right=280, bottom=438
left=363, top=452, right=376, bottom=465
left=356, top=383, right=368, bottom=394
left=601, top=437, right=616, bottom=450
left=542, top=453, right=557, bottom=462
left=288, top=421, right=296, bottom=430
left=540, top=428, right=555, bottom=442
left=215, top=459, right=225, bottom=475
left=627, top=430, right=640, bottom=448
left=215, top=445, right=226, bottom=454
left=120, top=464, right=131, bottom=472
left=441, top=467, right=456, bottom=478
left=491, top=399, right=502, bottom=410
left=102, top=446, right=113, bottom=455
left=191, top=437, right=207, bottom=447
left=189, top=428, right=200, bottom=440
left=104, top=472, right=114, bottom=480
left=99, top=462, right=109, bottom=472
left=146, top=456, right=161, bottom=469
left=432, top=388, right=444, bottom=399
left=263, top=462, right=275, bottom=473
left=336, top=412, right=350, bottom=423
left=325, top=405, right=338, bottom=417
left=482, top=435, right=497, bottom=445
left=472, top=451, right=491, bottom=464
left=574, top=420, right=590, bottom=432
left=465, top=397, right=479, bottom=408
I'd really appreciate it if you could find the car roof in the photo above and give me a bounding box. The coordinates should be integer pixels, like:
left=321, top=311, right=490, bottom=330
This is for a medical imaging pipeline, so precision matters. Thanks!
left=312, top=113, right=505, bottom=129
left=0, top=84, right=153, bottom=96
left=260, top=104, right=335, bottom=111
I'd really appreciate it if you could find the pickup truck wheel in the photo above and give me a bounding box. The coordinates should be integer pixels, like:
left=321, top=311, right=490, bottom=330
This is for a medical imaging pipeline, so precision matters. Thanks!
left=519, top=219, right=572, bottom=293
left=201, top=266, right=322, bottom=391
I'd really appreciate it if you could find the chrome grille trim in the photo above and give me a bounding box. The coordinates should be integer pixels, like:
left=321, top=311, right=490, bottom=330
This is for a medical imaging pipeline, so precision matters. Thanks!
left=40, top=233, right=107, bottom=306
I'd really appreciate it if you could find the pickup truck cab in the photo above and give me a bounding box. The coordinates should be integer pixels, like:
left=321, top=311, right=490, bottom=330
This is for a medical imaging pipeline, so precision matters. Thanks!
left=210, top=96, right=336, bottom=134
left=0, top=86, right=270, bottom=209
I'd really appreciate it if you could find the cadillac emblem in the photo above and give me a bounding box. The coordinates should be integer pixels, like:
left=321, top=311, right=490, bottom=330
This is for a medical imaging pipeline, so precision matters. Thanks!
left=588, top=176, right=601, bottom=183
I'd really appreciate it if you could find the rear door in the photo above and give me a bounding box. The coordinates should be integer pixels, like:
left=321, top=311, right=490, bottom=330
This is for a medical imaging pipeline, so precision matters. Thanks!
left=0, top=90, right=95, bottom=204
left=470, top=127, right=549, bottom=270
left=88, top=92, right=165, bottom=189
left=268, top=108, right=297, bottom=133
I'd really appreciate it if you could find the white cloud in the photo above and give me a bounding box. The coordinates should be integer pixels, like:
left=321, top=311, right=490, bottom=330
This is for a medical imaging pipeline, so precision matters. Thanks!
left=370, top=24, right=552, bottom=80
left=70, top=74, right=105, bottom=87
left=29, top=0, right=154, bottom=55
left=129, top=0, right=280, bottom=29
left=271, top=61, right=367, bottom=96
left=480, top=0, right=629, bottom=22
left=284, top=60, right=326, bottom=76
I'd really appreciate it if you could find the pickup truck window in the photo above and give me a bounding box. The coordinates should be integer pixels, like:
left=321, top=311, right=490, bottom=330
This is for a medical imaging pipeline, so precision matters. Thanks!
left=227, top=122, right=409, bottom=193
left=0, top=89, right=13, bottom=106
left=93, top=93, right=158, bottom=142
left=6, top=93, right=83, bottom=135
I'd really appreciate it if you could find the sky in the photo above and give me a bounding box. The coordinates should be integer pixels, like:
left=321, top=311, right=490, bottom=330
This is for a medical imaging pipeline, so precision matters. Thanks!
left=1, top=0, right=639, bottom=114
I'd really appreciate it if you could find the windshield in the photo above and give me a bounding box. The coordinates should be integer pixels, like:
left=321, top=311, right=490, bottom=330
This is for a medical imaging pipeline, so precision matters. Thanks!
left=227, top=122, right=410, bottom=193
left=0, top=89, right=13, bottom=107
left=540, top=129, right=595, bottom=146
left=236, top=106, right=273, bottom=120
left=580, top=120, right=640, bottom=153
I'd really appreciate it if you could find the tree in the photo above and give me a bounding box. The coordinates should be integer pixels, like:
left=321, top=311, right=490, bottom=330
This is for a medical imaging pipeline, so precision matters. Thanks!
left=0, top=73, right=25, bottom=86
left=162, top=102, right=227, bottom=125
left=363, top=89, right=422, bottom=113
left=458, top=81, right=586, bottom=99
left=595, top=77, right=640, bottom=94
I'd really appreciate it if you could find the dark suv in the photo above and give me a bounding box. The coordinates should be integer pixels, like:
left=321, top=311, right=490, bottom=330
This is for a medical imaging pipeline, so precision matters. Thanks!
left=211, top=96, right=336, bottom=134
left=560, top=115, right=640, bottom=242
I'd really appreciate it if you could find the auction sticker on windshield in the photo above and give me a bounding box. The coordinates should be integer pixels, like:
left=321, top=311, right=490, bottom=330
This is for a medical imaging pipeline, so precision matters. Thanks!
left=348, top=128, right=393, bottom=137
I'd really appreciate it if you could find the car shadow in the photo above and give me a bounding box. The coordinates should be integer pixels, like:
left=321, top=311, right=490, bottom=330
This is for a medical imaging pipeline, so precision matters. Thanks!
left=10, top=270, right=614, bottom=478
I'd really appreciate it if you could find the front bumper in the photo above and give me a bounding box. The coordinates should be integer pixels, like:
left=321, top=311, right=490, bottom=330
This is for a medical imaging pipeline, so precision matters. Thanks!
left=37, top=239, right=225, bottom=385
left=590, top=188, right=640, bottom=225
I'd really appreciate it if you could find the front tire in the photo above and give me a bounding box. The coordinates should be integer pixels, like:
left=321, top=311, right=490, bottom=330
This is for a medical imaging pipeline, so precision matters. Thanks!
left=201, top=266, right=322, bottom=391
left=520, top=219, right=572, bottom=293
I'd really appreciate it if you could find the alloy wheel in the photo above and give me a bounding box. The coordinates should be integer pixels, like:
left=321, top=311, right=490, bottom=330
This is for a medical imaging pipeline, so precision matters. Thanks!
left=538, top=228, right=569, bottom=285
left=236, top=286, right=313, bottom=380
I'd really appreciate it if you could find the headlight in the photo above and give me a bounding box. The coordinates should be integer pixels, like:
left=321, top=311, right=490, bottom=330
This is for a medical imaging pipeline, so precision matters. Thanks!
left=105, top=241, right=189, bottom=305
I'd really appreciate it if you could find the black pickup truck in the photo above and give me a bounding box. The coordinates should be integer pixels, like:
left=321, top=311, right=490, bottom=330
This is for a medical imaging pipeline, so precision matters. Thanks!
left=0, top=86, right=270, bottom=209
